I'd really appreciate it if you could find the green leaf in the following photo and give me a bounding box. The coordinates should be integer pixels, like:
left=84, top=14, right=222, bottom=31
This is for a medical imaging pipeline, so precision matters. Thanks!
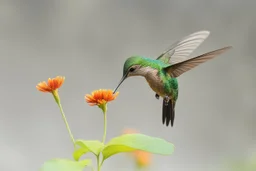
left=41, top=158, right=91, bottom=171
left=102, top=133, right=174, bottom=160
left=73, top=140, right=104, bottom=160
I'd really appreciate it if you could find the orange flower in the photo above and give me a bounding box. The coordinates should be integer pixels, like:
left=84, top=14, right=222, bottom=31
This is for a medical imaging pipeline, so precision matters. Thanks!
left=123, top=129, right=151, bottom=168
left=36, top=76, right=65, bottom=93
left=85, top=89, right=119, bottom=106
left=36, top=76, right=65, bottom=104
left=133, top=150, right=151, bottom=168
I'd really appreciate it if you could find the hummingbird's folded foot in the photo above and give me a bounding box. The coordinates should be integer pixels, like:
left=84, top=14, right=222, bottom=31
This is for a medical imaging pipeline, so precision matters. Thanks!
left=155, top=94, right=160, bottom=100
left=164, top=95, right=170, bottom=106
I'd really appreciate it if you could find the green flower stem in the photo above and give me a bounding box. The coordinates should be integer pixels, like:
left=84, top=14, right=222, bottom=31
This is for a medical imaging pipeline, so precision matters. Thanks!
left=96, top=103, right=107, bottom=171
left=99, top=103, right=107, bottom=144
left=52, top=91, right=75, bottom=146
left=102, top=109, right=107, bottom=144
left=97, top=155, right=101, bottom=171
left=57, top=102, right=75, bottom=146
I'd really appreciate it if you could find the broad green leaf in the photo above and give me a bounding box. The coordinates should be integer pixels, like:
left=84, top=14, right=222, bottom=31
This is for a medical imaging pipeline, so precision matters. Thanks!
left=102, top=133, right=174, bottom=160
left=73, top=140, right=104, bottom=160
left=41, top=158, right=91, bottom=171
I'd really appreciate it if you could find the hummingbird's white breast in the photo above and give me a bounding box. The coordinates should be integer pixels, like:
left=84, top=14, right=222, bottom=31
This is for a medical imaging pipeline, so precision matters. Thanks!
left=138, top=67, right=166, bottom=97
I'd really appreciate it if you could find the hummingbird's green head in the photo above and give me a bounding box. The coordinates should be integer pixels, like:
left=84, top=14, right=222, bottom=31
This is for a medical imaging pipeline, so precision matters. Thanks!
left=123, top=56, right=144, bottom=77
left=113, top=56, right=146, bottom=93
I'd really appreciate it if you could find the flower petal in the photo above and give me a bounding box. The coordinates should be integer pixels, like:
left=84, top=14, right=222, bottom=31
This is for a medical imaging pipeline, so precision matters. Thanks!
left=36, top=76, right=65, bottom=93
left=85, top=89, right=119, bottom=106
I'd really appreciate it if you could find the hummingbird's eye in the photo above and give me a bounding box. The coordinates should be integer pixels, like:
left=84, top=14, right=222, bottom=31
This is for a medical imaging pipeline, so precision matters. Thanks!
left=129, top=67, right=135, bottom=72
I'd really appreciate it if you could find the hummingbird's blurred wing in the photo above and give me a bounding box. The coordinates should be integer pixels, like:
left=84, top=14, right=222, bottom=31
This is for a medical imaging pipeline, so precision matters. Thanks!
left=164, top=46, right=232, bottom=77
left=156, top=31, right=210, bottom=64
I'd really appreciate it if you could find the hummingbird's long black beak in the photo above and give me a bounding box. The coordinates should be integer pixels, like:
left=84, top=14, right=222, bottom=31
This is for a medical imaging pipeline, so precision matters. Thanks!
left=113, top=72, right=128, bottom=94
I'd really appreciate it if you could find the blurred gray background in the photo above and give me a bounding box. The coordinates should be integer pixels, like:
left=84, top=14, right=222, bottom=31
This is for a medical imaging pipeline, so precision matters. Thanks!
left=0, top=0, right=255, bottom=171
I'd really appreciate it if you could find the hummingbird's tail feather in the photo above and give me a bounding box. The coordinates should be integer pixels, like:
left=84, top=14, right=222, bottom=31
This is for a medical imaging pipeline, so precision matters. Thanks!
left=162, top=100, right=167, bottom=124
left=162, top=99, right=175, bottom=127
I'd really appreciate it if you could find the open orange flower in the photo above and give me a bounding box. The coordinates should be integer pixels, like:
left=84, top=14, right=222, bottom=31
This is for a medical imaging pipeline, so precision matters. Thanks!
left=36, top=76, right=65, bottom=93
left=133, top=150, right=151, bottom=168
left=85, top=89, right=119, bottom=106
left=36, top=76, right=65, bottom=104
left=123, top=129, right=151, bottom=168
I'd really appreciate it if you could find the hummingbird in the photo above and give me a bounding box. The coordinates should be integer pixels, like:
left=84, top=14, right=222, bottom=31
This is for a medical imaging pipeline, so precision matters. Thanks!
left=113, top=31, right=231, bottom=127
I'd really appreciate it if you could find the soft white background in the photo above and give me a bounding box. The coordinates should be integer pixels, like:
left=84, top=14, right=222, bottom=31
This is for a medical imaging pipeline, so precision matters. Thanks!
left=0, top=0, right=255, bottom=171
